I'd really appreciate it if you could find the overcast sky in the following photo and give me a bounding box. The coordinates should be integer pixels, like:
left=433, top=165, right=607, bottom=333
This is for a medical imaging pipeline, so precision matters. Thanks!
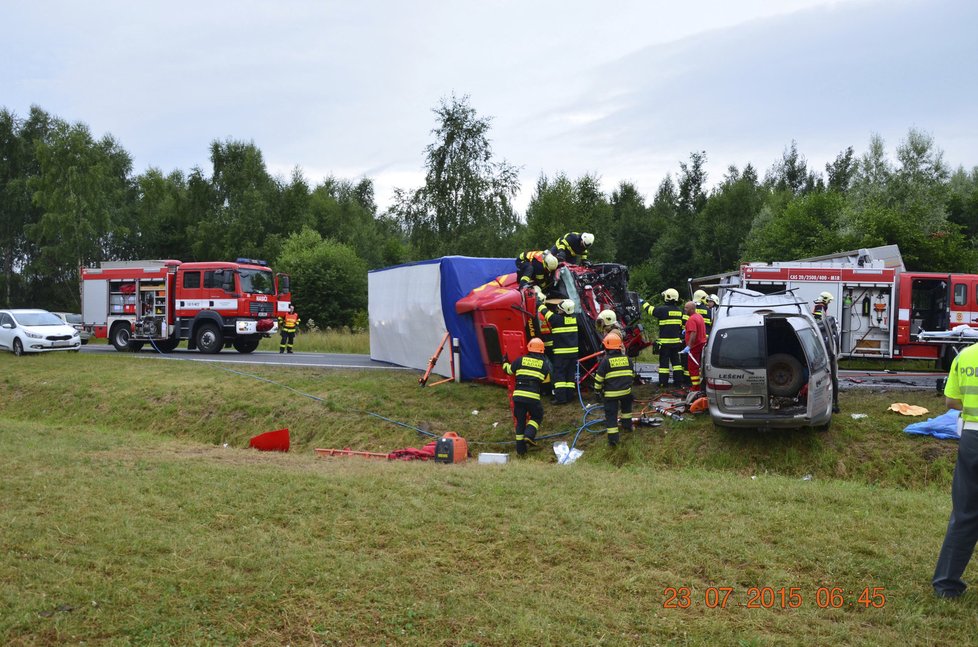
left=4, top=0, right=976, bottom=213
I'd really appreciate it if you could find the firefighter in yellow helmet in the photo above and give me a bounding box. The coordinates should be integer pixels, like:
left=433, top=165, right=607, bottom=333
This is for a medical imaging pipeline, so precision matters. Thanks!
left=502, top=337, right=553, bottom=456
left=278, top=303, right=300, bottom=354
left=593, top=333, right=635, bottom=447
left=813, top=291, right=833, bottom=320
left=641, top=288, right=684, bottom=387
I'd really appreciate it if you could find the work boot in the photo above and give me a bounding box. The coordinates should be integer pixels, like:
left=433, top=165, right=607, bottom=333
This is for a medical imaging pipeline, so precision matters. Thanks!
left=516, top=440, right=528, bottom=456
left=279, top=348, right=284, bottom=354
left=287, top=349, right=293, bottom=354
left=608, top=431, right=619, bottom=447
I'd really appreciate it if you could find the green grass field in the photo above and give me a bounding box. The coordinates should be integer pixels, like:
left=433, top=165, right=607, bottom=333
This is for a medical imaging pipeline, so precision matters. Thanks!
left=0, top=350, right=972, bottom=645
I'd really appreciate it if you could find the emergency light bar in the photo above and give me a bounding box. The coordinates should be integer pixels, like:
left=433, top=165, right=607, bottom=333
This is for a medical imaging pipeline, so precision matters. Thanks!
left=235, top=258, right=268, bottom=266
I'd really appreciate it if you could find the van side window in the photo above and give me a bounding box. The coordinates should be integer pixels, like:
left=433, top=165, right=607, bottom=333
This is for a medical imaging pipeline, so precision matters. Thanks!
left=797, top=328, right=827, bottom=371
left=711, top=327, right=765, bottom=368
left=954, top=283, right=967, bottom=306
left=183, top=272, right=201, bottom=289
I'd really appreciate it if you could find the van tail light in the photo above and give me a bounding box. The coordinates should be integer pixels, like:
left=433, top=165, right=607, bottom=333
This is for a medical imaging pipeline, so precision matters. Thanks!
left=707, top=378, right=732, bottom=391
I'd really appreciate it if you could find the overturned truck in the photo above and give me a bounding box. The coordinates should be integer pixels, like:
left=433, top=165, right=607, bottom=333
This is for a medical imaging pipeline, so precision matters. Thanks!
left=456, top=261, right=649, bottom=387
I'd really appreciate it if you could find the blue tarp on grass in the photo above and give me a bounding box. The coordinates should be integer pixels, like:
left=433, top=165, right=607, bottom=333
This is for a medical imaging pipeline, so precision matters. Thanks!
left=903, top=409, right=961, bottom=440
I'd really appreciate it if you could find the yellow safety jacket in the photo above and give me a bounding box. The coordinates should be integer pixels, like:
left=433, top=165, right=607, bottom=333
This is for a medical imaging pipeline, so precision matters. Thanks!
left=279, top=312, right=300, bottom=333
left=946, top=343, right=978, bottom=422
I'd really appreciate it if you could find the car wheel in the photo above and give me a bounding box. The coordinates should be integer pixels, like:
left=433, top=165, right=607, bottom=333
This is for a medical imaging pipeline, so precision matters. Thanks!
left=12, top=338, right=24, bottom=356
left=111, top=323, right=133, bottom=352
left=195, top=323, right=223, bottom=354
left=767, top=353, right=805, bottom=397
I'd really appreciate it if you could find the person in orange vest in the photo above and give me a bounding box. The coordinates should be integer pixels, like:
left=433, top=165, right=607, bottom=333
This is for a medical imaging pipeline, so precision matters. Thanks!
left=278, top=303, right=300, bottom=354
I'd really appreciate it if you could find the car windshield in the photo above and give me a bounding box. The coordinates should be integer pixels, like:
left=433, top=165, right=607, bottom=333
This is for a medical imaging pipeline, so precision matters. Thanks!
left=711, top=326, right=765, bottom=369
left=16, top=312, right=65, bottom=326
left=64, top=313, right=83, bottom=324
left=238, top=269, right=275, bottom=295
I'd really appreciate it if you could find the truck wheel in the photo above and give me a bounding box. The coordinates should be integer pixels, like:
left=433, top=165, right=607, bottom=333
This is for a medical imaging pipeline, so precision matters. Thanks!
left=767, top=353, right=804, bottom=397
left=195, top=323, right=223, bottom=354
left=232, top=338, right=260, bottom=354
left=154, top=337, right=180, bottom=353
left=111, top=323, right=133, bottom=352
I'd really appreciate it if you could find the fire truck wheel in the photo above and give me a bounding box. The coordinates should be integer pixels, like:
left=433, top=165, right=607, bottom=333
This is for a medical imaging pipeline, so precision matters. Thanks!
left=195, top=323, right=223, bottom=354
left=111, top=323, right=133, bottom=352
left=232, top=338, right=260, bottom=354
left=766, top=353, right=804, bottom=397
left=154, top=337, right=180, bottom=353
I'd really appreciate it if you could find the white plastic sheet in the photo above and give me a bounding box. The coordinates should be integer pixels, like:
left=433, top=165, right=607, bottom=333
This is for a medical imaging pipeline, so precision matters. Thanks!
left=368, top=261, right=452, bottom=377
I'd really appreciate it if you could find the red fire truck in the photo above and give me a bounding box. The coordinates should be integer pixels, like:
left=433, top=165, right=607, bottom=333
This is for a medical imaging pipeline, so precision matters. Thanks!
left=702, top=246, right=977, bottom=370
left=81, top=258, right=291, bottom=354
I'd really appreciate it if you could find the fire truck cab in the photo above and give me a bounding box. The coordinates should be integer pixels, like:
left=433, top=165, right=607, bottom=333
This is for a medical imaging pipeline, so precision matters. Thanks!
left=81, top=258, right=291, bottom=354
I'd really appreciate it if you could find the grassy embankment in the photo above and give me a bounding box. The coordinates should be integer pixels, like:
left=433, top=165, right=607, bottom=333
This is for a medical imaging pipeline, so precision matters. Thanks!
left=0, top=350, right=971, bottom=645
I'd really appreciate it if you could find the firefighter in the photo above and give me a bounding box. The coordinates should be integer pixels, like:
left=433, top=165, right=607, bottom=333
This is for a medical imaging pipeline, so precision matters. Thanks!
left=706, top=294, right=720, bottom=335
left=502, top=337, right=553, bottom=456
left=516, top=250, right=559, bottom=293
left=642, top=288, right=685, bottom=387
left=595, top=309, right=623, bottom=339
left=691, top=289, right=713, bottom=334
left=813, top=291, right=833, bottom=320
left=537, top=293, right=578, bottom=405
left=682, top=301, right=707, bottom=393
left=593, top=333, right=635, bottom=447
left=278, top=303, right=300, bottom=354
left=550, top=232, right=595, bottom=264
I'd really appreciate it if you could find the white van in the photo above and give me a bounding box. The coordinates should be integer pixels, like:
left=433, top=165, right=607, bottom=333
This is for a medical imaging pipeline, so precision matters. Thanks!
left=702, top=289, right=838, bottom=431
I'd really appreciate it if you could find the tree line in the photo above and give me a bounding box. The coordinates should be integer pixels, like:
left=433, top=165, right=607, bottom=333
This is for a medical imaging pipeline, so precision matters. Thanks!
left=3, top=97, right=978, bottom=328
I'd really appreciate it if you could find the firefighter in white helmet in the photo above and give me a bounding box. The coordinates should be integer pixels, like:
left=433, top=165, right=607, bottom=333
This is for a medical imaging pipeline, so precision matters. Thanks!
left=595, top=308, right=623, bottom=341
left=516, top=249, right=559, bottom=293
left=536, top=297, right=579, bottom=404
left=640, top=288, right=685, bottom=387
left=550, top=232, right=595, bottom=265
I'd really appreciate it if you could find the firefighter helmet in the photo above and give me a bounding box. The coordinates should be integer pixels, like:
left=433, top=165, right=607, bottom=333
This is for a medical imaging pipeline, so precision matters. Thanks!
left=708, top=294, right=720, bottom=305
left=542, top=251, right=558, bottom=271
left=602, top=332, right=622, bottom=350
left=819, top=291, right=834, bottom=303
left=581, top=232, right=594, bottom=247
left=560, top=299, right=575, bottom=315
left=598, top=309, right=617, bottom=327
left=693, top=289, right=708, bottom=303
left=661, top=288, right=679, bottom=302
left=527, top=337, right=545, bottom=354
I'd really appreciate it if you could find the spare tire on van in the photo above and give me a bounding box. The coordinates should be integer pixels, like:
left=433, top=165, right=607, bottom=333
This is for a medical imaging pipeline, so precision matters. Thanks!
left=767, top=353, right=804, bottom=396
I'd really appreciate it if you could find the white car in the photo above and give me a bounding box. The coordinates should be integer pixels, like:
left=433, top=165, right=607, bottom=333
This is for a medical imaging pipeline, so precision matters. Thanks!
left=0, top=309, right=82, bottom=356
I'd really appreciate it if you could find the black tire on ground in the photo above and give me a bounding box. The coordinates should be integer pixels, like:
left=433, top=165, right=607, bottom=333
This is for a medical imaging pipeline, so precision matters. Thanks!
left=153, top=337, right=180, bottom=353
left=13, top=338, right=24, bottom=356
left=128, top=341, right=144, bottom=352
left=81, top=339, right=89, bottom=345
left=111, top=323, right=133, bottom=352
left=232, top=338, right=260, bottom=354
left=767, top=353, right=805, bottom=397
left=195, top=323, right=223, bottom=354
